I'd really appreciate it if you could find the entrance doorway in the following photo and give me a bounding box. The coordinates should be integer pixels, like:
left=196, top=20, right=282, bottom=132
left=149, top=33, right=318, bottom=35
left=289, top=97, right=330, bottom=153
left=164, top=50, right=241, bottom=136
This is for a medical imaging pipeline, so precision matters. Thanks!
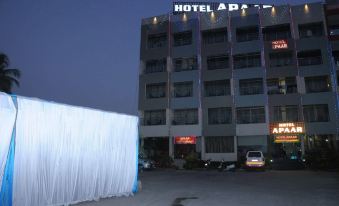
left=272, top=142, right=302, bottom=160
left=174, top=136, right=197, bottom=159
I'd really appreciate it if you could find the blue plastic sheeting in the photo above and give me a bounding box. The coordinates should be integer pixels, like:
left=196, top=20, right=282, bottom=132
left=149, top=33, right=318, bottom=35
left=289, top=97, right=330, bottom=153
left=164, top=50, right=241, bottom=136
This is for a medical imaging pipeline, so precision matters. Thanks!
left=0, top=127, right=16, bottom=206
left=132, top=137, right=139, bottom=193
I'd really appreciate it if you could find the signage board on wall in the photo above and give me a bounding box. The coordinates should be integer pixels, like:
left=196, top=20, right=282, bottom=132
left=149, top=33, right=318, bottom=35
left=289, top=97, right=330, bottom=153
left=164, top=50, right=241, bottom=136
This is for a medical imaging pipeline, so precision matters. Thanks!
left=272, top=40, right=288, bottom=49
left=175, top=136, right=197, bottom=144
left=173, top=2, right=272, bottom=14
left=274, top=135, right=300, bottom=143
left=270, top=122, right=305, bottom=135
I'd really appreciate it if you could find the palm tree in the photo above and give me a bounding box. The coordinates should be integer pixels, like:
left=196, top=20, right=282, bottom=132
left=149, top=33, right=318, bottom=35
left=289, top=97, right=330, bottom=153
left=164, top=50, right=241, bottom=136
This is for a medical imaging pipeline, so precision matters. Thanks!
left=0, top=53, right=21, bottom=94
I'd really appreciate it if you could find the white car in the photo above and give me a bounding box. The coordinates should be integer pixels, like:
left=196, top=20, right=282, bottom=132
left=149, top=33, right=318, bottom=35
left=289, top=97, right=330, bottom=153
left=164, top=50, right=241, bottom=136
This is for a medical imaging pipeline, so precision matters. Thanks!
left=245, top=151, right=265, bottom=169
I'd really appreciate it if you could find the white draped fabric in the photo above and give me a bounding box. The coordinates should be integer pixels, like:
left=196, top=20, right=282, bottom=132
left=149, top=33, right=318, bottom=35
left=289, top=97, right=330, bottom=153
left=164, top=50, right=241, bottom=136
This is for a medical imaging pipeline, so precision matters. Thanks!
left=0, top=93, right=138, bottom=206
left=0, top=93, right=16, bottom=189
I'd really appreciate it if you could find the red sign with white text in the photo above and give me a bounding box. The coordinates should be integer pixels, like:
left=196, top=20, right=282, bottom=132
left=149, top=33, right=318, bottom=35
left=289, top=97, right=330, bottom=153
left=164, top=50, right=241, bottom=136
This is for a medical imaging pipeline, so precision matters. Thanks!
left=272, top=40, right=288, bottom=49
left=175, top=136, right=196, bottom=144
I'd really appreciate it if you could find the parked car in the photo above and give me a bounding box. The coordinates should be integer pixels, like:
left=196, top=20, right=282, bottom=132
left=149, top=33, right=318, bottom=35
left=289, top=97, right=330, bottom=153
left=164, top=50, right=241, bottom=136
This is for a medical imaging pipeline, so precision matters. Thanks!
left=138, top=155, right=155, bottom=171
left=245, top=151, right=265, bottom=170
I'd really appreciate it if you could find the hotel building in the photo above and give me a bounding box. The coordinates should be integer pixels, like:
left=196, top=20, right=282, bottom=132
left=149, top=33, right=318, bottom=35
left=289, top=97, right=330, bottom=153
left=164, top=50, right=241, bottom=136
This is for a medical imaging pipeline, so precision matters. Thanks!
left=138, top=1, right=339, bottom=162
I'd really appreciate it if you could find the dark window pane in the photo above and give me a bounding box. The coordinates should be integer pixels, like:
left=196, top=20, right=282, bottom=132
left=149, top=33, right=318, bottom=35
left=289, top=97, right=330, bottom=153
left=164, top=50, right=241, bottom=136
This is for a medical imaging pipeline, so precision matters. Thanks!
left=146, top=83, right=166, bottom=98
left=273, top=105, right=299, bottom=122
left=299, top=22, right=323, bottom=38
left=263, top=24, right=291, bottom=41
left=173, top=31, right=192, bottom=47
left=303, top=104, right=329, bottom=122
left=297, top=50, right=322, bottom=66
left=204, top=80, right=230, bottom=97
left=173, top=109, right=198, bottom=125
left=207, top=55, right=229, bottom=70
left=269, top=51, right=293, bottom=67
left=236, top=26, right=259, bottom=42
left=236, top=107, right=265, bottom=124
left=173, top=82, right=193, bottom=98
left=174, top=57, right=197, bottom=72
left=145, top=58, right=166, bottom=74
left=202, top=28, right=227, bottom=44
left=239, top=78, right=263, bottom=95
left=148, top=33, right=167, bottom=49
left=267, top=77, right=297, bottom=95
left=305, top=76, right=331, bottom=93
left=205, top=136, right=234, bottom=153
left=234, top=52, right=261, bottom=69
left=144, top=110, right=166, bottom=125
left=208, top=107, right=232, bottom=124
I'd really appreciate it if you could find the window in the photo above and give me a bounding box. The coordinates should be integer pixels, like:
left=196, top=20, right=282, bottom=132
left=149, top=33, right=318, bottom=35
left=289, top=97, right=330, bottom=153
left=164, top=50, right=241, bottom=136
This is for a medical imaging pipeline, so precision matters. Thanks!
left=299, top=22, right=323, bottom=38
left=333, top=51, right=339, bottom=67
left=202, top=28, right=227, bottom=44
left=208, top=107, right=232, bottom=124
left=239, top=78, right=263, bottom=95
left=173, top=31, right=192, bottom=47
left=147, top=33, right=167, bottom=49
left=173, top=109, right=198, bottom=125
left=269, top=51, right=293, bottom=67
left=303, top=104, right=329, bottom=122
left=173, top=82, right=193, bottom=98
left=207, top=55, right=229, bottom=70
left=263, top=24, right=291, bottom=41
left=273, top=105, right=299, bottom=122
left=204, top=80, right=230, bottom=97
left=234, top=52, right=261, bottom=69
left=143, top=110, right=166, bottom=125
left=173, top=57, right=197, bottom=72
left=267, top=77, right=297, bottom=95
left=146, top=83, right=166, bottom=98
left=145, top=59, right=166, bottom=74
left=205, top=136, right=234, bottom=153
left=305, top=76, right=331, bottom=93
left=297, top=50, right=322, bottom=66
left=237, top=107, right=265, bottom=124
left=236, top=26, right=259, bottom=42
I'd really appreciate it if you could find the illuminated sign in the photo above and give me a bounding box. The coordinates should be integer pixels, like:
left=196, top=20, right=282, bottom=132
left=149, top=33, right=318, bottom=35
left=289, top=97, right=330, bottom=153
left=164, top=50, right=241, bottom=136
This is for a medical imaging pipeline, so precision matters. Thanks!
left=274, top=135, right=300, bottom=143
left=272, top=40, right=288, bottom=49
left=270, top=122, right=304, bottom=134
left=175, top=136, right=196, bottom=144
left=173, top=2, right=272, bottom=14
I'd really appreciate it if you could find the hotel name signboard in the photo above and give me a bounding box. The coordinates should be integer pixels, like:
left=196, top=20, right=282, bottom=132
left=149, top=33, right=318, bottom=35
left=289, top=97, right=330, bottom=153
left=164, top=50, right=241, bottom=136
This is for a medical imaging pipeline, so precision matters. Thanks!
left=270, top=122, right=304, bottom=134
left=270, top=122, right=305, bottom=143
left=272, top=40, right=288, bottom=49
left=173, top=2, right=272, bottom=14
left=175, top=136, right=197, bottom=144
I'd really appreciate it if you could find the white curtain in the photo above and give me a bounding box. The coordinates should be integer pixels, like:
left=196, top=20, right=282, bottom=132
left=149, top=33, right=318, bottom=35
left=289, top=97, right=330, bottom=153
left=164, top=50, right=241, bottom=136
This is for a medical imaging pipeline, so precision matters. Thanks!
left=0, top=93, right=16, bottom=188
left=0, top=93, right=138, bottom=206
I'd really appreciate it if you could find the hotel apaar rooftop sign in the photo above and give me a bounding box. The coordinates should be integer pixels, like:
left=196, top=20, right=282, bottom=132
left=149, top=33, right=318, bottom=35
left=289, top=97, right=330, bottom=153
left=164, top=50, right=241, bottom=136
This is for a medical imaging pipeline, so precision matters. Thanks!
left=173, top=2, right=272, bottom=14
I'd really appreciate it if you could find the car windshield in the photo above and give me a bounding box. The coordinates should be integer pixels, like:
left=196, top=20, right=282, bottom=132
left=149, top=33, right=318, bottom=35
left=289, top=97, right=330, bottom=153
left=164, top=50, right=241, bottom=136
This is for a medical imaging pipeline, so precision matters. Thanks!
left=248, top=152, right=262, bottom=157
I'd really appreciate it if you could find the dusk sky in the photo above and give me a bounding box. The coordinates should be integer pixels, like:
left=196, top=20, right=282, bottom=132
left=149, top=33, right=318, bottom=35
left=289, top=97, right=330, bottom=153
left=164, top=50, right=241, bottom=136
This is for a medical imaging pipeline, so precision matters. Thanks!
left=0, top=0, right=321, bottom=115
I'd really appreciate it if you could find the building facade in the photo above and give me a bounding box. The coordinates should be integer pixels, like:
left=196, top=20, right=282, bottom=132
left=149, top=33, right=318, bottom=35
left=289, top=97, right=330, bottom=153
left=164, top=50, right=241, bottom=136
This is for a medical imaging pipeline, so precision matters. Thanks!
left=138, top=2, right=339, bottom=162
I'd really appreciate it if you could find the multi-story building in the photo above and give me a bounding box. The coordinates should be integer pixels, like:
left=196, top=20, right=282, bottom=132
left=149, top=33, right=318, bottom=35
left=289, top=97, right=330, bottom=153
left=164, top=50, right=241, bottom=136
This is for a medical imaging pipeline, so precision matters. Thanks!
left=138, top=1, right=339, bottom=163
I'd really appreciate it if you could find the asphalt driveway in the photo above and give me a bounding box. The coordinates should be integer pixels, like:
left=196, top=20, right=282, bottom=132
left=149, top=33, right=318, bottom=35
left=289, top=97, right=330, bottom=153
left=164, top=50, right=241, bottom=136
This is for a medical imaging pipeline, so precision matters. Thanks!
left=78, top=169, right=339, bottom=206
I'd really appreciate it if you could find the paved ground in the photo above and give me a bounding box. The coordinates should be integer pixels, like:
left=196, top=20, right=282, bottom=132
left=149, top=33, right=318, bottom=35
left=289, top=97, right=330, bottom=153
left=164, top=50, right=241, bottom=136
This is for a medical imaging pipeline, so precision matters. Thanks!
left=78, top=169, right=339, bottom=206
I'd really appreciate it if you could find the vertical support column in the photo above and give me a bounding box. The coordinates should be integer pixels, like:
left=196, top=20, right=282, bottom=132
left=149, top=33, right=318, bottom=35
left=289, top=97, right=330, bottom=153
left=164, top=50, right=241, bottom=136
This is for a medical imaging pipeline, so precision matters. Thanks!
left=289, top=5, right=307, bottom=156
left=167, top=13, right=173, bottom=158
left=169, top=136, right=174, bottom=158
left=258, top=6, right=270, bottom=154
left=197, top=12, right=203, bottom=160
